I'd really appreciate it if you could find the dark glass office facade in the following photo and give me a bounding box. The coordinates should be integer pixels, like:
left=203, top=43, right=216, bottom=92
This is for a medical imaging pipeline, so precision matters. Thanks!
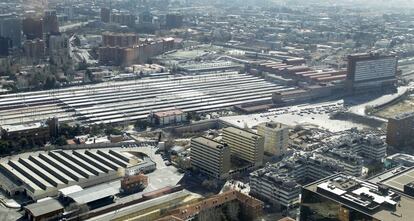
left=300, top=188, right=376, bottom=221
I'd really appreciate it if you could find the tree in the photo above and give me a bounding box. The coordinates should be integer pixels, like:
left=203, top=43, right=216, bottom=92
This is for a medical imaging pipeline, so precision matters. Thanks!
left=90, top=124, right=103, bottom=136
left=19, top=138, right=29, bottom=149
left=44, top=76, right=56, bottom=89
left=0, top=140, right=10, bottom=155
left=105, top=126, right=122, bottom=136
left=135, top=120, right=148, bottom=130
left=187, top=111, right=201, bottom=121
left=55, top=136, right=68, bottom=146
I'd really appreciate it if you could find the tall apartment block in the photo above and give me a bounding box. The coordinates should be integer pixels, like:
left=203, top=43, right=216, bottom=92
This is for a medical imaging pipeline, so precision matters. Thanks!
left=190, top=137, right=231, bottom=180
left=100, top=7, right=111, bottom=23
left=0, top=13, right=22, bottom=48
left=387, top=112, right=414, bottom=147
left=222, top=127, right=264, bottom=167
left=23, top=16, right=43, bottom=40
left=257, top=122, right=289, bottom=156
left=165, top=14, right=183, bottom=29
left=43, top=10, right=59, bottom=35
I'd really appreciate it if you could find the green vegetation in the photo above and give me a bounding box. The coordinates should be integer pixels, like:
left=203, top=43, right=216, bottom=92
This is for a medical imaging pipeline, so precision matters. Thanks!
left=0, top=137, right=41, bottom=156
left=134, top=120, right=149, bottom=130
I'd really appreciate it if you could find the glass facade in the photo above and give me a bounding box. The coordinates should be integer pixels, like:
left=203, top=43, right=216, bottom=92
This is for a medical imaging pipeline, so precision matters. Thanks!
left=300, top=189, right=374, bottom=221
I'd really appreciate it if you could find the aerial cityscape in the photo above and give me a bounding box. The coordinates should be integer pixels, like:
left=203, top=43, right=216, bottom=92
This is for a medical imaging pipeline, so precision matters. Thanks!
left=1, top=0, right=414, bottom=220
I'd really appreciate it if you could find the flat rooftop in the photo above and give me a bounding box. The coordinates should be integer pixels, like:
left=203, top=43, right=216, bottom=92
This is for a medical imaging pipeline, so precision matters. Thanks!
left=223, top=126, right=260, bottom=139
left=154, top=109, right=183, bottom=118
left=380, top=168, right=414, bottom=192
left=192, top=137, right=226, bottom=149
left=304, top=174, right=414, bottom=221
left=259, top=121, right=288, bottom=129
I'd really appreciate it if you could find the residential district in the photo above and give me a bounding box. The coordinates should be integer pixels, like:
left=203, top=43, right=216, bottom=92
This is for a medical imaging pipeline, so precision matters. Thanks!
left=1, top=0, right=414, bottom=221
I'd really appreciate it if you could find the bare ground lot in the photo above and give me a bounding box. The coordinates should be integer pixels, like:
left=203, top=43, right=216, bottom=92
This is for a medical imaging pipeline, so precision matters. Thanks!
left=375, top=95, right=414, bottom=119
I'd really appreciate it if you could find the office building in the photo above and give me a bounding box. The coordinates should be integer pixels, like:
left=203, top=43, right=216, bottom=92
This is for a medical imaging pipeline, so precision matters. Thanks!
left=387, top=112, right=414, bottom=147
left=190, top=137, right=231, bottom=180
left=351, top=135, right=387, bottom=161
left=346, top=53, right=397, bottom=94
left=43, top=10, right=59, bottom=35
left=166, top=13, right=183, bottom=29
left=0, top=36, right=11, bottom=56
left=311, top=149, right=363, bottom=178
left=300, top=173, right=413, bottom=221
left=23, top=17, right=43, bottom=40
left=100, top=8, right=111, bottom=23
left=222, top=127, right=264, bottom=167
left=257, top=122, right=289, bottom=156
left=0, top=13, right=22, bottom=48
left=331, top=131, right=387, bottom=161
left=249, top=149, right=363, bottom=208
left=250, top=163, right=301, bottom=208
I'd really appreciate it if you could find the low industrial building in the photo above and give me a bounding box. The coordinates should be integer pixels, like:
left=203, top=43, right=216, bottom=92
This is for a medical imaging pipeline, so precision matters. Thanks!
left=0, top=119, right=57, bottom=145
left=121, top=173, right=148, bottom=194
left=24, top=198, right=64, bottom=221
left=125, top=156, right=156, bottom=175
left=177, top=61, right=243, bottom=73
left=0, top=149, right=141, bottom=200
left=148, top=109, right=187, bottom=126
left=66, top=183, right=119, bottom=208
left=272, top=84, right=335, bottom=105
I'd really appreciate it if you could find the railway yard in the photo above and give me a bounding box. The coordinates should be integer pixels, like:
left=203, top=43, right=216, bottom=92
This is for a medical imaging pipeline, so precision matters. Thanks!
left=0, top=72, right=294, bottom=126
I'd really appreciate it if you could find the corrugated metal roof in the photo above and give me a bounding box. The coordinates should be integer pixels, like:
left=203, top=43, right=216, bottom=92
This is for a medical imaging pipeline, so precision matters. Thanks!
left=67, top=183, right=119, bottom=205
left=25, top=198, right=63, bottom=217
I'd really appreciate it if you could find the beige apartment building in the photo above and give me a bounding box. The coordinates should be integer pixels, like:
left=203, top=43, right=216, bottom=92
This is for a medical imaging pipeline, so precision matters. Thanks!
left=190, top=137, right=231, bottom=180
left=222, top=127, right=264, bottom=167
left=257, top=122, right=289, bottom=156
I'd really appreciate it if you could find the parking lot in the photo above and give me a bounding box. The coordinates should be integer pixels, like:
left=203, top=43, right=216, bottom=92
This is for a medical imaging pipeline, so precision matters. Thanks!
left=222, top=100, right=368, bottom=132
